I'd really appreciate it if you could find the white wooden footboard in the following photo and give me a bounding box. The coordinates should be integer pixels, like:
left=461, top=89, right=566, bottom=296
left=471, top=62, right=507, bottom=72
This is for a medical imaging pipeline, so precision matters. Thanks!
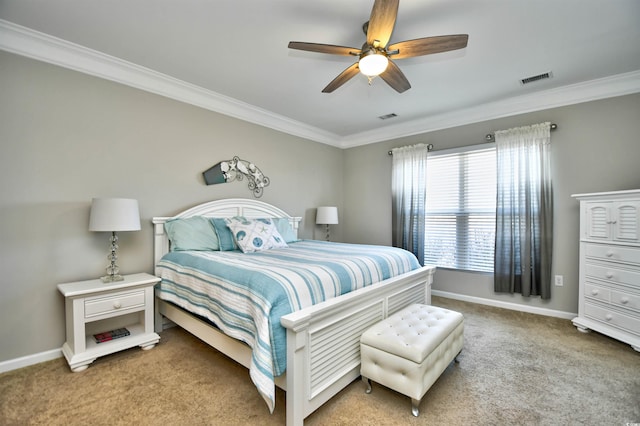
left=281, top=265, right=434, bottom=426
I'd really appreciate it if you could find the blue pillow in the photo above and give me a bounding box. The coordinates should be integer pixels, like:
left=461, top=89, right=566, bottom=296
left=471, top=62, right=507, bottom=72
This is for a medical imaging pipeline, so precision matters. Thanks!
left=272, top=218, right=298, bottom=243
left=210, top=217, right=238, bottom=251
left=164, top=216, right=220, bottom=251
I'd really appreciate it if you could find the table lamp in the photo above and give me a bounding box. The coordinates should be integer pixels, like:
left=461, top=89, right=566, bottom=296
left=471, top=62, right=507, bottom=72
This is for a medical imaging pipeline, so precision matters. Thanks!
left=316, top=206, right=338, bottom=241
left=89, top=198, right=141, bottom=283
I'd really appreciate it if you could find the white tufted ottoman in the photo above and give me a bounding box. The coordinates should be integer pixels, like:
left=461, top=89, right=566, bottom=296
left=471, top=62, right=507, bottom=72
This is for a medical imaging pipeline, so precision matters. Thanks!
left=360, top=304, right=464, bottom=416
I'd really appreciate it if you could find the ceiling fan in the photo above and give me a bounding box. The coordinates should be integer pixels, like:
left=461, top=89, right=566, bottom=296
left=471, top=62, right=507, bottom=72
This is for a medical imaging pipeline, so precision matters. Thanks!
left=288, top=0, right=468, bottom=93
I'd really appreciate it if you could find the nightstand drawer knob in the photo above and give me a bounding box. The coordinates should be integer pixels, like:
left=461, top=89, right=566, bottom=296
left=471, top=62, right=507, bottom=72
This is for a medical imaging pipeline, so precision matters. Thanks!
left=605, top=314, right=613, bottom=321
left=113, top=301, right=122, bottom=309
left=605, top=271, right=614, bottom=279
left=591, top=289, right=599, bottom=296
left=620, top=297, right=629, bottom=304
left=605, top=250, right=614, bottom=257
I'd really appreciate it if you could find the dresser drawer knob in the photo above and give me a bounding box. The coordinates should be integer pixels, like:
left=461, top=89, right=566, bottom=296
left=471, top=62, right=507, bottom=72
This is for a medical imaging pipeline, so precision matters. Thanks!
left=605, top=314, right=613, bottom=321
left=113, top=301, right=122, bottom=309
left=605, top=271, right=614, bottom=279
left=605, top=250, right=614, bottom=257
left=591, top=289, right=599, bottom=296
left=620, top=297, right=629, bottom=304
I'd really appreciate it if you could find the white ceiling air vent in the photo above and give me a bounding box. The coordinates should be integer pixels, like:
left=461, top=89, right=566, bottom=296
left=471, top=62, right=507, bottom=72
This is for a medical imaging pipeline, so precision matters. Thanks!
left=520, top=71, right=553, bottom=85
left=378, top=113, right=398, bottom=120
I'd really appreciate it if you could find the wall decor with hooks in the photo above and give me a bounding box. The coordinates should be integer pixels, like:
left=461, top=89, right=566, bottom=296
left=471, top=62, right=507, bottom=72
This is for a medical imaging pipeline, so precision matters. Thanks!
left=203, top=156, right=270, bottom=198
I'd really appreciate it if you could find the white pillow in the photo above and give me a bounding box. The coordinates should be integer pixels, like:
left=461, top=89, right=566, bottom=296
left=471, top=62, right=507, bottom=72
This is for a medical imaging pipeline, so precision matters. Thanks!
left=224, top=216, right=288, bottom=253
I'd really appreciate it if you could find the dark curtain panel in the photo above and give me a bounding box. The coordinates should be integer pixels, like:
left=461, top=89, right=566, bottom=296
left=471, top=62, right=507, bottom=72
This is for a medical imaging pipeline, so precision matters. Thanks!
left=391, top=144, right=429, bottom=265
left=494, top=123, right=553, bottom=299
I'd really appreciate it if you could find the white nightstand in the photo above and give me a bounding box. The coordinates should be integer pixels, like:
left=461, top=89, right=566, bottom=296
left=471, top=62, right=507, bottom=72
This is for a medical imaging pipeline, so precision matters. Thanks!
left=57, top=273, right=161, bottom=372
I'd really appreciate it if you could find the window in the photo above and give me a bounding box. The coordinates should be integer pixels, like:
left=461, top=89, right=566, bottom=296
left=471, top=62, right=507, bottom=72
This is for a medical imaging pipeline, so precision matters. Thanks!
left=424, top=144, right=496, bottom=272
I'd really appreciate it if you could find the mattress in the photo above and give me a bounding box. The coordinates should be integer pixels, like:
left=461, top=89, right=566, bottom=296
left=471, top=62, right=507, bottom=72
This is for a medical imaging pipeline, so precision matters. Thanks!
left=156, top=239, right=420, bottom=411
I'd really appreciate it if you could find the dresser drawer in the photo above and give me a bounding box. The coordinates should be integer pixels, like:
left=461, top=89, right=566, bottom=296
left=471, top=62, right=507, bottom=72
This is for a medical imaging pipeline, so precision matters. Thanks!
left=85, top=290, right=146, bottom=318
left=584, top=263, right=640, bottom=288
left=584, top=302, right=640, bottom=335
left=584, top=282, right=610, bottom=303
left=585, top=243, right=640, bottom=266
left=610, top=289, right=640, bottom=311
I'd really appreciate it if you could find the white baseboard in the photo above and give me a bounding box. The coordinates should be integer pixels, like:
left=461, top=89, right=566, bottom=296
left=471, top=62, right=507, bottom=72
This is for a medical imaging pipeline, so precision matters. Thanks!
left=0, top=293, right=575, bottom=375
left=0, top=348, right=62, bottom=374
left=432, top=290, right=576, bottom=320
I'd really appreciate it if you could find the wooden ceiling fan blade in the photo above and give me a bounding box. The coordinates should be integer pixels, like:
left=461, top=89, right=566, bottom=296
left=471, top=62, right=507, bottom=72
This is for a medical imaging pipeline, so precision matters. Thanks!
left=366, top=0, right=399, bottom=48
left=322, top=63, right=360, bottom=93
left=388, top=34, right=469, bottom=59
left=379, top=60, right=411, bottom=93
left=288, top=42, right=360, bottom=56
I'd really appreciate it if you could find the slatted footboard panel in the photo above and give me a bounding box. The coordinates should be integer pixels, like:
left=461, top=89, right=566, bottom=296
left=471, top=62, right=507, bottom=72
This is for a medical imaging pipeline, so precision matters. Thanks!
left=308, top=301, right=385, bottom=399
left=388, top=281, right=428, bottom=315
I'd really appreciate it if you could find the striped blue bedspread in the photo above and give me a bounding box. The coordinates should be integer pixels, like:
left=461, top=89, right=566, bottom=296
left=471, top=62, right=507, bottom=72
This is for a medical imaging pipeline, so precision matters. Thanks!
left=156, top=240, right=420, bottom=412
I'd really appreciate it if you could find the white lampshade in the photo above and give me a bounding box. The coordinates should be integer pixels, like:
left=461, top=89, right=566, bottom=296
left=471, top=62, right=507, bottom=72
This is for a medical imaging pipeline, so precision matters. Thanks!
left=89, top=198, right=141, bottom=232
left=316, top=206, right=339, bottom=225
left=359, top=52, right=388, bottom=77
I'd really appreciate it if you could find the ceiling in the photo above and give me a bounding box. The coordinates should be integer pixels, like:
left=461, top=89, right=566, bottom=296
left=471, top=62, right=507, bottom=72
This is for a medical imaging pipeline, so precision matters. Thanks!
left=1, top=0, right=639, bottom=148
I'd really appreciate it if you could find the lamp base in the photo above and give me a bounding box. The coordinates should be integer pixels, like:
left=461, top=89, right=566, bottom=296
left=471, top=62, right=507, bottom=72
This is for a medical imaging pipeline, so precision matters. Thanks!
left=101, top=231, right=124, bottom=283
left=101, top=274, right=124, bottom=283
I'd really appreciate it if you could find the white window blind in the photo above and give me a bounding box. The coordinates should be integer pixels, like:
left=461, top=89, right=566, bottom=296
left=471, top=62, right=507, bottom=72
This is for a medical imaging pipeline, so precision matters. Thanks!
left=424, top=145, right=496, bottom=272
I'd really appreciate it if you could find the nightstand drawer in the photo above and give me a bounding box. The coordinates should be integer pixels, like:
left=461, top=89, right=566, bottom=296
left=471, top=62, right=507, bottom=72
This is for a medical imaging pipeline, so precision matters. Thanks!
left=85, top=290, right=145, bottom=318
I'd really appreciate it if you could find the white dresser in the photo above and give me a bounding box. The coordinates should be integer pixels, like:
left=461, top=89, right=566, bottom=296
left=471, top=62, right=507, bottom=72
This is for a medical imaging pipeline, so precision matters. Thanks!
left=572, top=189, right=640, bottom=352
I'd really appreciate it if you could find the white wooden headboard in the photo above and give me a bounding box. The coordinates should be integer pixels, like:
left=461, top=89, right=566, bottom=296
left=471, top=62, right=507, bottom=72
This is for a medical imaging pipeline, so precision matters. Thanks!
left=152, top=198, right=302, bottom=271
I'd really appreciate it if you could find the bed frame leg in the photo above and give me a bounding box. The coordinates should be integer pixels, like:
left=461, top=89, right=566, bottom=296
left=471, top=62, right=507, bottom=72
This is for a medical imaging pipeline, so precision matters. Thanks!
left=286, top=328, right=306, bottom=426
left=286, top=391, right=304, bottom=426
left=154, top=292, right=163, bottom=333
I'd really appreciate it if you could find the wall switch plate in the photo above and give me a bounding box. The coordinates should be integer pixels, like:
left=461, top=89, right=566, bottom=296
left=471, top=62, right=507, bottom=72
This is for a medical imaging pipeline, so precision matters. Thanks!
left=554, top=275, right=564, bottom=286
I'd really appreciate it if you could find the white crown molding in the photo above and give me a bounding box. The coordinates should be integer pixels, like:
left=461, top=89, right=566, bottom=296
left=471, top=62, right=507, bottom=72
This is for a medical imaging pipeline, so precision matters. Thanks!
left=2, top=19, right=639, bottom=149
left=0, top=19, right=340, bottom=146
left=339, top=69, right=640, bottom=148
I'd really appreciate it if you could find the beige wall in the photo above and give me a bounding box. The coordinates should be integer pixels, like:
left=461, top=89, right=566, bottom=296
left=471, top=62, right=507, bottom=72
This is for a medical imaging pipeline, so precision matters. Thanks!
left=0, top=51, right=344, bottom=362
left=343, top=92, right=640, bottom=315
left=2, top=47, right=639, bottom=364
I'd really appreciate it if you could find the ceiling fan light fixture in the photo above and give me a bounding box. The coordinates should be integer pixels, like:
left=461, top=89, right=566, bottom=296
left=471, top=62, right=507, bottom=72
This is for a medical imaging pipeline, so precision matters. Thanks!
left=358, top=51, right=388, bottom=77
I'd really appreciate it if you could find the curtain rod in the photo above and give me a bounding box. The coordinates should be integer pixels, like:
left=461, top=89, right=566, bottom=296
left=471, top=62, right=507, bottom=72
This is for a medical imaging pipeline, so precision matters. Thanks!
left=485, top=123, right=557, bottom=141
left=388, top=123, right=558, bottom=155
left=388, top=143, right=434, bottom=156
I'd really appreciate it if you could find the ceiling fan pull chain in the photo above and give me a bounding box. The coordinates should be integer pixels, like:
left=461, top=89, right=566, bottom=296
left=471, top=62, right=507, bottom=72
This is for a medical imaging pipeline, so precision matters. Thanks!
left=367, top=76, right=375, bottom=85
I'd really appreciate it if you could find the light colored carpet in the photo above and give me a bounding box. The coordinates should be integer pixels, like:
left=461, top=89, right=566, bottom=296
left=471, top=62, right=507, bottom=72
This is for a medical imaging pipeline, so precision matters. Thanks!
left=1, top=296, right=639, bottom=425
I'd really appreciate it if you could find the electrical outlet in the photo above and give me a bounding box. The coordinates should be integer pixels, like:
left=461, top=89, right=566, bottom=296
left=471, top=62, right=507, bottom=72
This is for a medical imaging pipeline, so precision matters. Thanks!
left=554, top=275, right=564, bottom=286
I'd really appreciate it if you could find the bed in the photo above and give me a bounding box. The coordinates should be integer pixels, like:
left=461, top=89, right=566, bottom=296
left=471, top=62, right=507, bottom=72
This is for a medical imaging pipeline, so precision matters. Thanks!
left=152, top=198, right=436, bottom=426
